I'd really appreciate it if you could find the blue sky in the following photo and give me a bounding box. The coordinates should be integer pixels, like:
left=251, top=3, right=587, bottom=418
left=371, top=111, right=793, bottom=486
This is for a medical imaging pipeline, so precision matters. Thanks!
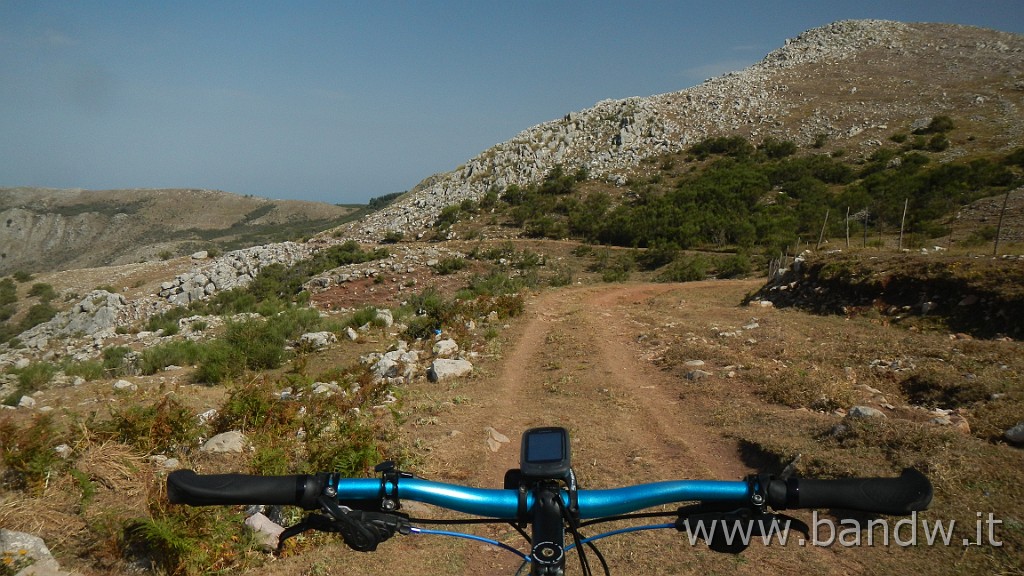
left=2, top=1, right=1022, bottom=204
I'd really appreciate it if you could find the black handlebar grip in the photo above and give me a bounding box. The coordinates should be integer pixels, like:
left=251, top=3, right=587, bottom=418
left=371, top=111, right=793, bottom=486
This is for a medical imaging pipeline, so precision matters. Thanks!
left=767, top=468, right=932, bottom=515
left=167, top=470, right=328, bottom=510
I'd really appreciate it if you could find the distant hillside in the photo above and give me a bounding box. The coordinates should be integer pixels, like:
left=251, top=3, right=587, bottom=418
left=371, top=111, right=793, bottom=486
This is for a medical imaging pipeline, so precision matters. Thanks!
left=348, top=20, right=1024, bottom=240
left=0, top=187, right=362, bottom=274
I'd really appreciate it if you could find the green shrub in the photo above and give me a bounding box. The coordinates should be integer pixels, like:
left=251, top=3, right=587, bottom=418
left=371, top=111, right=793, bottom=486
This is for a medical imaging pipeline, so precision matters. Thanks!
left=434, top=205, right=463, bottom=231
left=914, top=115, right=955, bottom=135
left=303, top=416, right=381, bottom=477
left=636, top=242, right=679, bottom=270
left=102, top=346, right=134, bottom=376
left=3, top=361, right=57, bottom=405
left=12, top=271, right=33, bottom=283
left=657, top=255, right=710, bottom=282
left=592, top=251, right=634, bottom=283
left=433, top=256, right=467, bottom=275
left=212, top=381, right=298, bottom=434
left=62, top=359, right=105, bottom=381
left=18, top=302, right=57, bottom=332
left=346, top=306, right=387, bottom=330
left=0, top=414, right=66, bottom=493
left=547, top=264, right=575, bottom=287
left=927, top=134, right=950, bottom=152
left=716, top=252, right=753, bottom=279
left=224, top=319, right=286, bottom=371
left=139, top=341, right=205, bottom=375
left=124, top=506, right=257, bottom=576
left=192, top=342, right=241, bottom=384
left=146, top=308, right=191, bottom=336
left=382, top=230, right=404, bottom=244
left=102, top=396, right=198, bottom=454
left=0, top=278, right=18, bottom=306
left=461, top=271, right=528, bottom=298
left=962, top=226, right=998, bottom=247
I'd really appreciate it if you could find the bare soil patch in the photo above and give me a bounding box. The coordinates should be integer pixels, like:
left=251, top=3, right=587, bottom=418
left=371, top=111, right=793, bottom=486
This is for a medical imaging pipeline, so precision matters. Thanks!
left=245, top=280, right=991, bottom=576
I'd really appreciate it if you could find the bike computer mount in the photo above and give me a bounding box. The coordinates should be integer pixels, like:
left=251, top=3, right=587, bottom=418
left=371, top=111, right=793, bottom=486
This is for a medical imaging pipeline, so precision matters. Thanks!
left=519, top=426, right=572, bottom=481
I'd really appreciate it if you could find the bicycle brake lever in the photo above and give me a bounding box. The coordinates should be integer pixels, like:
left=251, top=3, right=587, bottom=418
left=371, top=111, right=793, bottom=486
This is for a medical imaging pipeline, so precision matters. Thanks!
left=276, top=496, right=409, bottom=553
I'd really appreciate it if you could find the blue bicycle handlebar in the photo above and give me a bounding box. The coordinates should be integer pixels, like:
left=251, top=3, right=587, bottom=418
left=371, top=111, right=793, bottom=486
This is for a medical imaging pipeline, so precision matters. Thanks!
left=167, top=468, right=931, bottom=517
left=167, top=470, right=751, bottom=517
left=331, top=477, right=751, bottom=519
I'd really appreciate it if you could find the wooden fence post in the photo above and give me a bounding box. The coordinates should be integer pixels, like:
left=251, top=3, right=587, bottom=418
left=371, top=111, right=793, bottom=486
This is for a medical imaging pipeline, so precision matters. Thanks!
left=817, top=209, right=830, bottom=250
left=994, top=189, right=1011, bottom=256
left=899, top=198, right=909, bottom=251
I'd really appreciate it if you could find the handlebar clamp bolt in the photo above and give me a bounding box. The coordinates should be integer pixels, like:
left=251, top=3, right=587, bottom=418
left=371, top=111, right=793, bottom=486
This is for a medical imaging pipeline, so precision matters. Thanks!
left=751, top=493, right=765, bottom=506
left=324, top=486, right=337, bottom=498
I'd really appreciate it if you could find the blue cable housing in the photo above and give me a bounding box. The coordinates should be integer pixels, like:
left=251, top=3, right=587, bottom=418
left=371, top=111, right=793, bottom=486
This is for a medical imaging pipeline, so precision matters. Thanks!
left=333, top=478, right=750, bottom=519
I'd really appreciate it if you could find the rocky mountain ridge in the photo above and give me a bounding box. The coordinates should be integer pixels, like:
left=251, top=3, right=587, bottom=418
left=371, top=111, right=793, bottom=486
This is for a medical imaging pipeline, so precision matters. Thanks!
left=348, top=20, right=1023, bottom=239
left=2, top=19, right=1022, bottom=369
left=0, top=187, right=358, bottom=275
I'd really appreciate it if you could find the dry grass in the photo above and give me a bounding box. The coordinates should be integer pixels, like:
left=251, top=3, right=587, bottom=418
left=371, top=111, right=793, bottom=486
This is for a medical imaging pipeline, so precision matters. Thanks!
left=641, top=278, right=1024, bottom=575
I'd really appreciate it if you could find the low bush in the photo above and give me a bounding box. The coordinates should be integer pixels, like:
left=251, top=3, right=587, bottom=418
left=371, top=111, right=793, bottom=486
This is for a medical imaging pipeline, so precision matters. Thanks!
left=657, top=255, right=710, bottom=282
left=433, top=256, right=467, bottom=275
left=0, top=414, right=67, bottom=493
left=3, top=361, right=58, bottom=405
left=100, top=396, right=198, bottom=454
left=212, top=380, right=298, bottom=435
left=27, top=283, right=57, bottom=302
left=139, top=341, right=205, bottom=375
left=346, top=306, right=387, bottom=329
left=102, top=346, right=134, bottom=377
left=62, top=359, right=105, bottom=381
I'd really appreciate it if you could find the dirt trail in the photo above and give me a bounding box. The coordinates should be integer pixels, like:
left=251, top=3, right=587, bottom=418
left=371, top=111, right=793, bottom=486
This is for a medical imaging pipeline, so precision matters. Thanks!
left=260, top=281, right=864, bottom=575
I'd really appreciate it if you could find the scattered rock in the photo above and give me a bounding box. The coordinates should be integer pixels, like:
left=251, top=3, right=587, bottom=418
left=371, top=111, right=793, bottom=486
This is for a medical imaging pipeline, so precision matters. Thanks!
left=201, top=431, right=247, bottom=453
left=245, top=512, right=285, bottom=550
left=485, top=427, right=510, bottom=452
left=854, top=383, right=883, bottom=395
left=433, top=339, right=460, bottom=357
left=929, top=410, right=971, bottom=434
left=1005, top=422, right=1024, bottom=445
left=428, top=359, right=474, bottom=382
left=847, top=405, right=886, bottom=419
left=113, top=379, right=138, bottom=392
left=297, top=331, right=337, bottom=350
left=375, top=309, right=394, bottom=327
left=685, top=369, right=713, bottom=381
left=18, top=395, right=36, bottom=409
left=197, top=409, right=218, bottom=425
left=372, top=357, right=400, bottom=380
left=0, top=529, right=71, bottom=576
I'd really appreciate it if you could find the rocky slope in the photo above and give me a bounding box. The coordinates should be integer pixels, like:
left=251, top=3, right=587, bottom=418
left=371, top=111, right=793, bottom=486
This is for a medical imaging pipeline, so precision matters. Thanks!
left=347, top=20, right=1024, bottom=239
left=0, top=187, right=358, bottom=275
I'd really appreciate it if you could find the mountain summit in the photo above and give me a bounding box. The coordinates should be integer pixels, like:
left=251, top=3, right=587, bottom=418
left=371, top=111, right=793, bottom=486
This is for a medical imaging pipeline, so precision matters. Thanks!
left=349, top=20, right=1022, bottom=239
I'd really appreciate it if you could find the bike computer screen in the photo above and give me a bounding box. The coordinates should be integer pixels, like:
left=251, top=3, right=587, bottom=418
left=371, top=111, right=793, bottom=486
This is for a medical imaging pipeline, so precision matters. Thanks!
left=520, top=427, right=571, bottom=480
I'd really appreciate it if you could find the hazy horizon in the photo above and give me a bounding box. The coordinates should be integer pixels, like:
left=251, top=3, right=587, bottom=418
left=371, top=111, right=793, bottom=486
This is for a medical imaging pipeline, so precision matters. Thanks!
left=2, top=1, right=1022, bottom=204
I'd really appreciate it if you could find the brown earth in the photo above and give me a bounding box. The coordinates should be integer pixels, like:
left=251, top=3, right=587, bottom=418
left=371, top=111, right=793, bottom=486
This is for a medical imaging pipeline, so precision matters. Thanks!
left=5, top=263, right=1021, bottom=575
left=243, top=279, right=996, bottom=576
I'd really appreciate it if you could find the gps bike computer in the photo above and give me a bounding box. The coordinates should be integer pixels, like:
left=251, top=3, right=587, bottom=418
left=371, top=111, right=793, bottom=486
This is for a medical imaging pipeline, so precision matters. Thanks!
left=520, top=426, right=572, bottom=480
